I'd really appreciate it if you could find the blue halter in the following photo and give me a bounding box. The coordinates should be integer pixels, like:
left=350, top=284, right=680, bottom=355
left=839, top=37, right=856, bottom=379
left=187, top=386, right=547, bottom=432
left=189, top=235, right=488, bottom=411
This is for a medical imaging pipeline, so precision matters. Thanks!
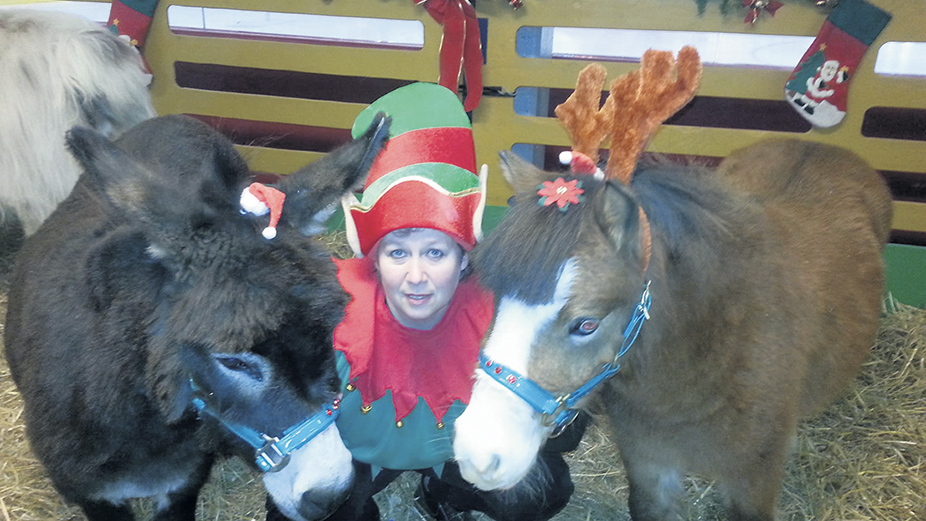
left=479, top=281, right=651, bottom=436
left=190, top=380, right=340, bottom=472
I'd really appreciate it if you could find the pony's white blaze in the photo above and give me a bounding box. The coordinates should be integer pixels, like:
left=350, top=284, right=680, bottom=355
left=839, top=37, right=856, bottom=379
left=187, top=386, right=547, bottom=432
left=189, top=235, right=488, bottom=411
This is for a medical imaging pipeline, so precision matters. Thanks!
left=262, top=423, right=354, bottom=521
left=454, top=261, right=577, bottom=491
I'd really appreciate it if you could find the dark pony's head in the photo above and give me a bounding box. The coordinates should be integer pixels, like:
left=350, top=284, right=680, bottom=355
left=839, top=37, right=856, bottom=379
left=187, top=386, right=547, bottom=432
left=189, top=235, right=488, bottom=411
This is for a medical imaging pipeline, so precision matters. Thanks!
left=65, top=113, right=389, bottom=520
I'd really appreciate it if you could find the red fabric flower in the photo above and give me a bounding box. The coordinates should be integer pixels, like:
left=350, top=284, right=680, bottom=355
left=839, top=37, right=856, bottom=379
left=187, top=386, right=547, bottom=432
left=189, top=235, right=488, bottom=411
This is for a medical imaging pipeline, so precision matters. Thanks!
left=538, top=178, right=585, bottom=210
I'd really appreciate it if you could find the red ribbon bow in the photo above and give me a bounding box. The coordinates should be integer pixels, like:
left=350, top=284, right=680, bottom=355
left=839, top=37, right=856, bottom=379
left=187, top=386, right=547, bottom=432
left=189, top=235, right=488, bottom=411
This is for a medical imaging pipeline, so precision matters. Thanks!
left=743, top=0, right=784, bottom=24
left=419, top=0, right=483, bottom=112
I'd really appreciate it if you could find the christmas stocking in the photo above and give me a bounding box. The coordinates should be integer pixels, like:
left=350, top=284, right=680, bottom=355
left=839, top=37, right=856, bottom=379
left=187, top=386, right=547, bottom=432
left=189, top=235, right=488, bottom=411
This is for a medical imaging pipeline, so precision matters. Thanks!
left=784, top=0, right=891, bottom=128
left=108, top=0, right=159, bottom=49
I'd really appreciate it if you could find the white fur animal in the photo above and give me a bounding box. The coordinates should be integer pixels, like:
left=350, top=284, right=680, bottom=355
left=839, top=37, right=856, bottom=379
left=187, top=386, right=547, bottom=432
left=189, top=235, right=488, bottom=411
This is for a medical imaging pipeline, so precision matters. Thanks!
left=0, top=9, right=155, bottom=235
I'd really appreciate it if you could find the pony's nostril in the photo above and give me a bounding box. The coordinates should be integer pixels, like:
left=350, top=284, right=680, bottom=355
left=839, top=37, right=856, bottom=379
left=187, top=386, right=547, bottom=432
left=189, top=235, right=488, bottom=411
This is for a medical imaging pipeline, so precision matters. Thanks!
left=468, top=453, right=500, bottom=477
left=486, top=454, right=501, bottom=475
left=297, top=486, right=351, bottom=520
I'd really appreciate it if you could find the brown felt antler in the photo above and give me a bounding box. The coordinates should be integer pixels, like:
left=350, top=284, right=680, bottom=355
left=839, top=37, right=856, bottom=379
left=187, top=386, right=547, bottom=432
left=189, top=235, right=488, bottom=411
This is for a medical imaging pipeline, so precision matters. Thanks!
left=553, top=63, right=612, bottom=166
left=554, top=46, right=702, bottom=183
left=604, top=46, right=702, bottom=183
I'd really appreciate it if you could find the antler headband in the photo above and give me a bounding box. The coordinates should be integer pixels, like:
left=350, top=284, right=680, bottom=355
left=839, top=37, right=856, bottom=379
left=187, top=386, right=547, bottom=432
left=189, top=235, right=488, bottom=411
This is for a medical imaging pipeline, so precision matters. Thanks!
left=554, top=46, right=703, bottom=267
left=556, top=46, right=702, bottom=183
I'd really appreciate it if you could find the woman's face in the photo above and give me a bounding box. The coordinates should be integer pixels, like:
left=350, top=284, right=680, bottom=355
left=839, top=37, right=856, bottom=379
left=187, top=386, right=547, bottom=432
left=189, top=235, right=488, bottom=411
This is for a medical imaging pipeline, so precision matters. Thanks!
left=375, top=228, right=469, bottom=330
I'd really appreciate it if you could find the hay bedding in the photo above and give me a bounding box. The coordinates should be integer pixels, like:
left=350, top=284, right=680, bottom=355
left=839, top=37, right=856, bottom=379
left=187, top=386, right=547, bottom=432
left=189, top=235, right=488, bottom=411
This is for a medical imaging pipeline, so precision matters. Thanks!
left=1, top=230, right=924, bottom=520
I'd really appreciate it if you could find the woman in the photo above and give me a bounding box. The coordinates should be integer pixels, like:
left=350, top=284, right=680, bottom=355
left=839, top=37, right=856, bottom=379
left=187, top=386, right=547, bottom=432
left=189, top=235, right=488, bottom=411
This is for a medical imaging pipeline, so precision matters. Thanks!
left=270, top=83, right=585, bottom=521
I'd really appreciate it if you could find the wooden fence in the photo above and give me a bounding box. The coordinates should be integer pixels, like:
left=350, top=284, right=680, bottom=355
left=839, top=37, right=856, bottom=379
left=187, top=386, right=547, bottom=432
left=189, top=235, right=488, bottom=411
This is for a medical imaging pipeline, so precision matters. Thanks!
left=127, top=0, right=924, bottom=304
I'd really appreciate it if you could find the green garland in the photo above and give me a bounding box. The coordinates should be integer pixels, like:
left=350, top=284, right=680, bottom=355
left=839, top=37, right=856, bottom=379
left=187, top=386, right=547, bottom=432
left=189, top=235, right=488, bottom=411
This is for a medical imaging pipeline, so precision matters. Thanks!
left=693, top=0, right=838, bottom=15
left=695, top=0, right=734, bottom=15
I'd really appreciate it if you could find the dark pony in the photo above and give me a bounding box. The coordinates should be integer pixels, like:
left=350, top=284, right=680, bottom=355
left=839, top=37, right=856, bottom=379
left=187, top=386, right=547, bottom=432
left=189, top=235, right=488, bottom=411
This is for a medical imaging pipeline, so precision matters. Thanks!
left=4, top=114, right=390, bottom=521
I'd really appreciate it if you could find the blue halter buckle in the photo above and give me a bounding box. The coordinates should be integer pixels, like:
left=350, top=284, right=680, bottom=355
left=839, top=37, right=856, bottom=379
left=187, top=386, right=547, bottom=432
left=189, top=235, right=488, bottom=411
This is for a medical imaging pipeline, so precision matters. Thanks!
left=190, top=380, right=340, bottom=472
left=480, top=281, right=651, bottom=437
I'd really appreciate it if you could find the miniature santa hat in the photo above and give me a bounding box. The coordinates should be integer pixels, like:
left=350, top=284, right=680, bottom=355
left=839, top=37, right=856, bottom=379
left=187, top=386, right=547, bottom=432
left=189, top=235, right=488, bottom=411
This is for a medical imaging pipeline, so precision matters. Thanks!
left=342, top=82, right=487, bottom=257
left=558, top=150, right=602, bottom=177
left=240, top=182, right=286, bottom=239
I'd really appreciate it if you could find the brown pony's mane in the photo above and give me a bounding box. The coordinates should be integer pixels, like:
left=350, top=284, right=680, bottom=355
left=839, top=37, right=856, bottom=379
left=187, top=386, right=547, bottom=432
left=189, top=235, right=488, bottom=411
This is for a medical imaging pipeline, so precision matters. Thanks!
left=632, top=160, right=746, bottom=265
left=474, top=159, right=751, bottom=306
left=473, top=173, right=604, bottom=305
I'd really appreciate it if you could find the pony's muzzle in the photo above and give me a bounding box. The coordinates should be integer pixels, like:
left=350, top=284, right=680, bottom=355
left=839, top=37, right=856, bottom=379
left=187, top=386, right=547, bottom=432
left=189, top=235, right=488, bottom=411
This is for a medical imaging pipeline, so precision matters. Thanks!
left=295, top=486, right=352, bottom=520
left=456, top=452, right=509, bottom=491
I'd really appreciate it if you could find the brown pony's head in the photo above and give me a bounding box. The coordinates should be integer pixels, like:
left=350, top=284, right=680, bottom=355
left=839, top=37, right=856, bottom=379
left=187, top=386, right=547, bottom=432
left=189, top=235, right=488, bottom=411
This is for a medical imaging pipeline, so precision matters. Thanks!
left=452, top=153, right=652, bottom=491
left=453, top=49, right=701, bottom=491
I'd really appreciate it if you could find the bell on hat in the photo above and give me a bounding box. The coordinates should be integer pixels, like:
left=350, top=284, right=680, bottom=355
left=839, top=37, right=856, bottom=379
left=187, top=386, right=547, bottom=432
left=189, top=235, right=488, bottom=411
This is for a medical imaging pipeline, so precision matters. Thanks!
left=342, top=82, right=487, bottom=258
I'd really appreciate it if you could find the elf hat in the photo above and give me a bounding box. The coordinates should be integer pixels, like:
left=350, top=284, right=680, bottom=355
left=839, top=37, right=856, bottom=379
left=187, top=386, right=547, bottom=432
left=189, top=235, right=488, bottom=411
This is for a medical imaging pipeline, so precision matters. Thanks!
left=342, top=82, right=487, bottom=257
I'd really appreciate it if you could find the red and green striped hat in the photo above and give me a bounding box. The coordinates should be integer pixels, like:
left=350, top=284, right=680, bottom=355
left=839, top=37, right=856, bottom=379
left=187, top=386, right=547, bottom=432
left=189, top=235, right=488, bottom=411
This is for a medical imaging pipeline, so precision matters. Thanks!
left=343, top=83, right=486, bottom=257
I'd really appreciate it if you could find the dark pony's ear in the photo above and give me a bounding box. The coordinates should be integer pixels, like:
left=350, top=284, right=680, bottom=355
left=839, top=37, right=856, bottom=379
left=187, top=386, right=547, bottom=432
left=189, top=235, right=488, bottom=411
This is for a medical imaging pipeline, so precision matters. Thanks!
left=593, top=181, right=645, bottom=266
left=66, top=125, right=152, bottom=211
left=76, top=93, right=117, bottom=137
left=498, top=151, right=560, bottom=195
left=277, top=113, right=391, bottom=235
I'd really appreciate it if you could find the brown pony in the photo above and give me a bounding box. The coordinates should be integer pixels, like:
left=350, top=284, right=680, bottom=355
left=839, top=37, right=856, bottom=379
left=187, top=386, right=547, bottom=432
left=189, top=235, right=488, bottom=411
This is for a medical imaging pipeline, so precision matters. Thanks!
left=452, top=50, right=892, bottom=521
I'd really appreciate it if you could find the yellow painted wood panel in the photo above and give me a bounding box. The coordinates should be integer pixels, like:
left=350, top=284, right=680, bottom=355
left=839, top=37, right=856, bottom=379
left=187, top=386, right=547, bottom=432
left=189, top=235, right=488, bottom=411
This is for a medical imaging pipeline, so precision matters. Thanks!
left=153, top=88, right=366, bottom=129
left=893, top=201, right=926, bottom=234
left=237, top=146, right=325, bottom=175
left=138, top=0, right=925, bottom=225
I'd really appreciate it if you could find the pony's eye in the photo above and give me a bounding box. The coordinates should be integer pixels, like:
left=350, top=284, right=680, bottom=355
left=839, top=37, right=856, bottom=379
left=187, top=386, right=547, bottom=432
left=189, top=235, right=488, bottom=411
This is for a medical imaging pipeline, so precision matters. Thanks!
left=218, top=357, right=245, bottom=370
left=570, top=318, right=599, bottom=336
left=216, top=356, right=263, bottom=381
